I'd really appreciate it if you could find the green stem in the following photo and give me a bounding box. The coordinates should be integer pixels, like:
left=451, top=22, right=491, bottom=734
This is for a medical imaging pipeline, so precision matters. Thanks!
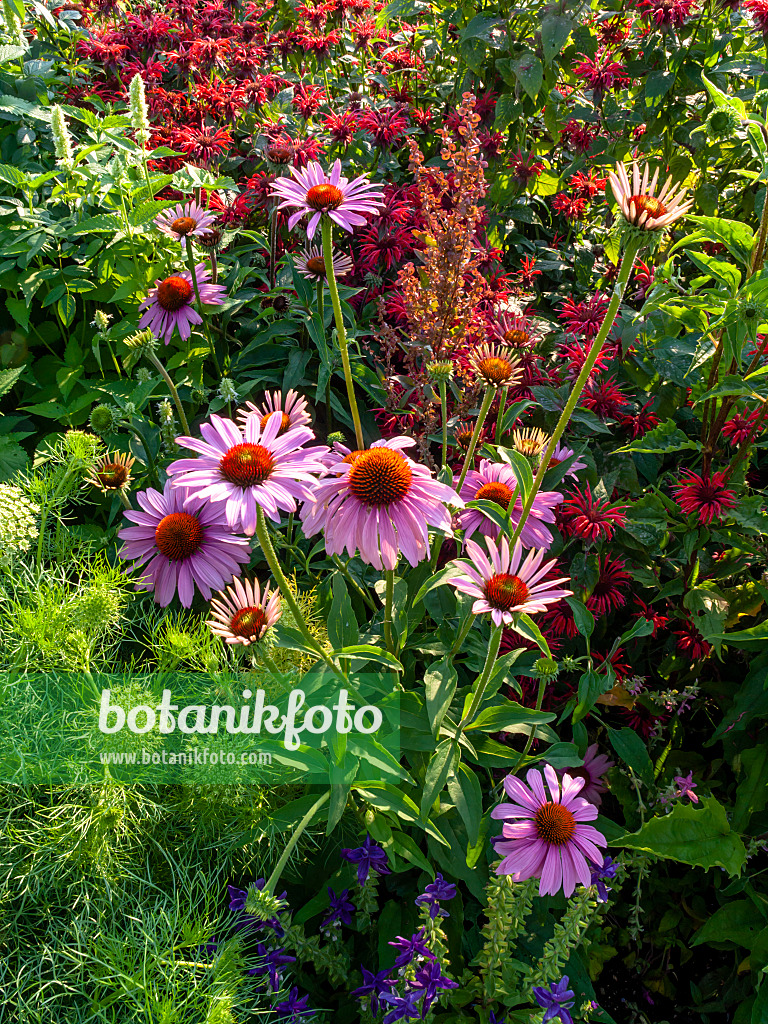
left=148, top=351, right=190, bottom=436
left=185, top=247, right=221, bottom=374
left=457, top=625, right=502, bottom=731
left=456, top=386, right=495, bottom=492
left=321, top=217, right=364, bottom=449
left=255, top=507, right=344, bottom=680
left=35, top=464, right=77, bottom=569
left=512, top=673, right=547, bottom=773
left=264, top=789, right=330, bottom=895
left=449, top=612, right=475, bottom=659
left=439, top=380, right=448, bottom=469
left=494, top=385, right=508, bottom=443
left=510, top=235, right=642, bottom=547
left=332, top=555, right=377, bottom=612
left=383, top=569, right=395, bottom=655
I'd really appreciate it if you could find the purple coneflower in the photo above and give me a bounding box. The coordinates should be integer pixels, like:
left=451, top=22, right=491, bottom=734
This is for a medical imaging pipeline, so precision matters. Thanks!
left=167, top=412, right=329, bottom=535
left=564, top=743, right=615, bottom=806
left=154, top=200, right=217, bottom=248
left=236, top=389, right=312, bottom=435
left=118, top=481, right=251, bottom=607
left=489, top=310, right=545, bottom=349
left=548, top=443, right=587, bottom=477
left=138, top=263, right=226, bottom=344
left=458, top=459, right=562, bottom=549
left=295, top=243, right=353, bottom=280
left=492, top=765, right=607, bottom=897
left=270, top=159, right=385, bottom=239
left=607, top=160, right=693, bottom=231
left=300, top=437, right=462, bottom=571
left=445, top=534, right=572, bottom=626
left=208, top=576, right=281, bottom=645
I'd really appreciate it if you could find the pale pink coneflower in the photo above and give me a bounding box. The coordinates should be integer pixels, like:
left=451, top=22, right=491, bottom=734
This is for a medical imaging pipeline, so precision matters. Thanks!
left=445, top=534, right=572, bottom=626
left=154, top=201, right=218, bottom=248
left=138, top=263, right=226, bottom=344
left=295, top=244, right=353, bottom=280
left=118, top=481, right=251, bottom=607
left=607, top=160, right=693, bottom=231
left=270, top=159, right=385, bottom=239
left=561, top=743, right=615, bottom=807
left=236, top=389, right=312, bottom=436
left=300, top=437, right=463, bottom=570
left=458, top=459, right=563, bottom=550
left=491, top=765, right=607, bottom=897
left=208, top=576, right=282, bottom=645
left=166, top=412, right=329, bottom=536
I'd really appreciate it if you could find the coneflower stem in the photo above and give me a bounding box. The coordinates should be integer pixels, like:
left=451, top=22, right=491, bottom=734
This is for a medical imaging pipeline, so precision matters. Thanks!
left=449, top=612, right=475, bottom=659
left=148, top=351, right=190, bottom=436
left=185, top=247, right=221, bottom=375
left=512, top=673, right=547, bottom=773
left=321, top=217, right=364, bottom=449
left=510, top=235, right=642, bottom=546
left=494, top=385, right=508, bottom=443
left=255, top=507, right=344, bottom=681
left=458, top=624, right=502, bottom=730
left=457, top=385, right=495, bottom=491
left=383, top=569, right=395, bottom=655
left=438, top=380, right=448, bottom=469
left=264, top=789, right=330, bottom=896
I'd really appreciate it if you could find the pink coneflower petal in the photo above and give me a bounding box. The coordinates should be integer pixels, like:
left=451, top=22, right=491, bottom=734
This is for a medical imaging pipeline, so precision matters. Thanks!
left=117, top=480, right=251, bottom=608
left=138, top=263, right=226, bottom=345
left=208, top=575, right=282, bottom=646
left=458, top=459, right=562, bottom=549
left=154, top=200, right=218, bottom=249
left=270, top=160, right=385, bottom=238
left=494, top=768, right=607, bottom=897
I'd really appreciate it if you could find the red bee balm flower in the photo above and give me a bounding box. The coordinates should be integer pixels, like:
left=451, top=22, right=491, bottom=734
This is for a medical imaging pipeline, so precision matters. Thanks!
left=672, top=470, right=737, bottom=524
left=559, top=486, right=628, bottom=542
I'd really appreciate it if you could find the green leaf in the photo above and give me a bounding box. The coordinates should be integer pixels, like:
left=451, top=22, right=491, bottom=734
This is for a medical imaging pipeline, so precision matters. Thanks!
left=691, top=900, right=766, bottom=949
left=615, top=418, right=701, bottom=454
left=57, top=293, right=76, bottom=327
left=0, top=365, right=23, bottom=398
left=512, top=52, right=543, bottom=100
left=332, top=645, right=403, bottom=670
left=709, top=619, right=768, bottom=651
left=611, top=796, right=747, bottom=877
left=465, top=700, right=554, bottom=732
left=420, top=738, right=456, bottom=820
left=540, top=13, right=573, bottom=64
left=0, top=45, right=27, bottom=63
left=565, top=597, right=594, bottom=638
left=573, top=668, right=606, bottom=724
left=0, top=436, right=28, bottom=480
left=389, top=830, right=434, bottom=875
left=447, top=762, right=483, bottom=847
left=684, top=249, right=741, bottom=296
left=686, top=216, right=755, bottom=268
left=732, top=746, right=768, bottom=831
left=354, top=782, right=449, bottom=846
left=607, top=728, right=653, bottom=786
left=328, top=576, right=358, bottom=651
left=425, top=658, right=458, bottom=737
left=412, top=564, right=457, bottom=605
left=494, top=93, right=517, bottom=132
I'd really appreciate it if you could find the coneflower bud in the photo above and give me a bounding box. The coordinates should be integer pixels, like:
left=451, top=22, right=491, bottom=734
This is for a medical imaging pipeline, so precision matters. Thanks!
left=244, top=885, right=288, bottom=921
left=327, top=431, right=346, bottom=445
left=91, top=310, right=112, bottom=334
left=69, top=586, right=122, bottom=634
left=89, top=404, right=120, bottom=437
left=704, top=106, right=741, bottom=141
left=135, top=366, right=152, bottom=383
left=534, top=657, right=560, bottom=678
left=157, top=399, right=177, bottom=451
left=218, top=377, right=239, bottom=402
left=739, top=297, right=768, bottom=324
left=129, top=73, right=151, bottom=146
left=122, top=327, right=158, bottom=370
left=426, top=360, right=454, bottom=385
left=51, top=105, right=74, bottom=170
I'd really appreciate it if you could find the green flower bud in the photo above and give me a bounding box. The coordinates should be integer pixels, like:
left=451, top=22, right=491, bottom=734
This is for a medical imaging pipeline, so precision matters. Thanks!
left=244, top=885, right=288, bottom=921
left=426, top=359, right=454, bottom=385
left=89, top=404, right=120, bottom=437
left=327, top=431, right=346, bottom=445
left=704, top=106, right=741, bottom=141
left=51, top=105, right=74, bottom=170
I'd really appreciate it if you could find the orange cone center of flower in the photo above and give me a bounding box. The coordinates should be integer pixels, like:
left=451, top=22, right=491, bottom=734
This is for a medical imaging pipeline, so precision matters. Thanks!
left=342, top=449, right=366, bottom=464
left=534, top=801, right=577, bottom=846
left=97, top=462, right=130, bottom=488
left=456, top=429, right=473, bottom=448
left=475, top=356, right=516, bottom=385
left=170, top=216, right=197, bottom=236
left=306, top=256, right=327, bottom=276
left=306, top=183, right=344, bottom=211
left=260, top=411, right=292, bottom=435
left=629, top=194, right=667, bottom=219
left=220, top=443, right=275, bottom=486
left=155, top=512, right=204, bottom=561
left=157, top=276, right=194, bottom=312
left=230, top=605, right=268, bottom=639
left=484, top=572, right=530, bottom=610
left=348, top=447, right=413, bottom=506
left=475, top=481, right=514, bottom=510
left=504, top=329, right=530, bottom=346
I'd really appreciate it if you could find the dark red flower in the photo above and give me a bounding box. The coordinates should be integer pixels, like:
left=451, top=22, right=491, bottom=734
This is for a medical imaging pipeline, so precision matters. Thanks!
left=358, top=105, right=409, bottom=148
left=559, top=292, right=609, bottom=338
left=581, top=376, right=630, bottom=420
left=560, top=119, right=598, bottom=154
left=674, top=620, right=711, bottom=659
left=357, top=225, right=413, bottom=273
left=722, top=409, right=762, bottom=446
left=516, top=256, right=541, bottom=289
left=569, top=169, right=607, bottom=199
left=509, top=151, right=544, bottom=185
left=633, top=597, right=669, bottom=637
left=573, top=49, right=630, bottom=94
left=619, top=399, right=659, bottom=438
left=551, top=192, right=589, bottom=221
left=559, top=486, right=628, bottom=543
left=174, top=125, right=233, bottom=166
left=672, top=470, right=738, bottom=524
left=586, top=556, right=632, bottom=616
left=323, top=109, right=359, bottom=145
left=292, top=83, right=326, bottom=119
left=638, top=0, right=697, bottom=28
left=593, top=646, right=631, bottom=683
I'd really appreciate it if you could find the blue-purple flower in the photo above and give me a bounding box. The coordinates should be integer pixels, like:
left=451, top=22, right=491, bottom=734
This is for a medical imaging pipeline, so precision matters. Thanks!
left=411, top=959, right=458, bottom=1011
left=533, top=976, right=576, bottom=1024
left=341, top=834, right=392, bottom=886
left=274, top=987, right=316, bottom=1021
left=321, top=887, right=356, bottom=929
left=414, top=873, right=457, bottom=919
left=227, top=880, right=287, bottom=935
left=381, top=989, right=423, bottom=1024
left=590, top=856, right=619, bottom=903
left=249, top=943, right=296, bottom=990
left=388, top=928, right=435, bottom=969
left=352, top=967, right=396, bottom=1015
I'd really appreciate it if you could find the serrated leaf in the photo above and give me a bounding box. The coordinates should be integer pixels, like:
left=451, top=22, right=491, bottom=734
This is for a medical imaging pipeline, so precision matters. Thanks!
left=540, top=14, right=572, bottom=64
left=0, top=436, right=28, bottom=480
left=512, top=52, right=543, bottom=100
left=611, top=796, right=747, bottom=877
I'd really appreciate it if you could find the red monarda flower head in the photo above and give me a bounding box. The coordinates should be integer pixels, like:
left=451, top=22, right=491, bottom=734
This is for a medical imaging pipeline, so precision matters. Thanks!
left=559, top=486, right=628, bottom=543
left=573, top=49, right=630, bottom=94
left=672, top=470, right=737, bottom=524
left=586, top=556, right=632, bottom=616
left=638, top=0, right=697, bottom=28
